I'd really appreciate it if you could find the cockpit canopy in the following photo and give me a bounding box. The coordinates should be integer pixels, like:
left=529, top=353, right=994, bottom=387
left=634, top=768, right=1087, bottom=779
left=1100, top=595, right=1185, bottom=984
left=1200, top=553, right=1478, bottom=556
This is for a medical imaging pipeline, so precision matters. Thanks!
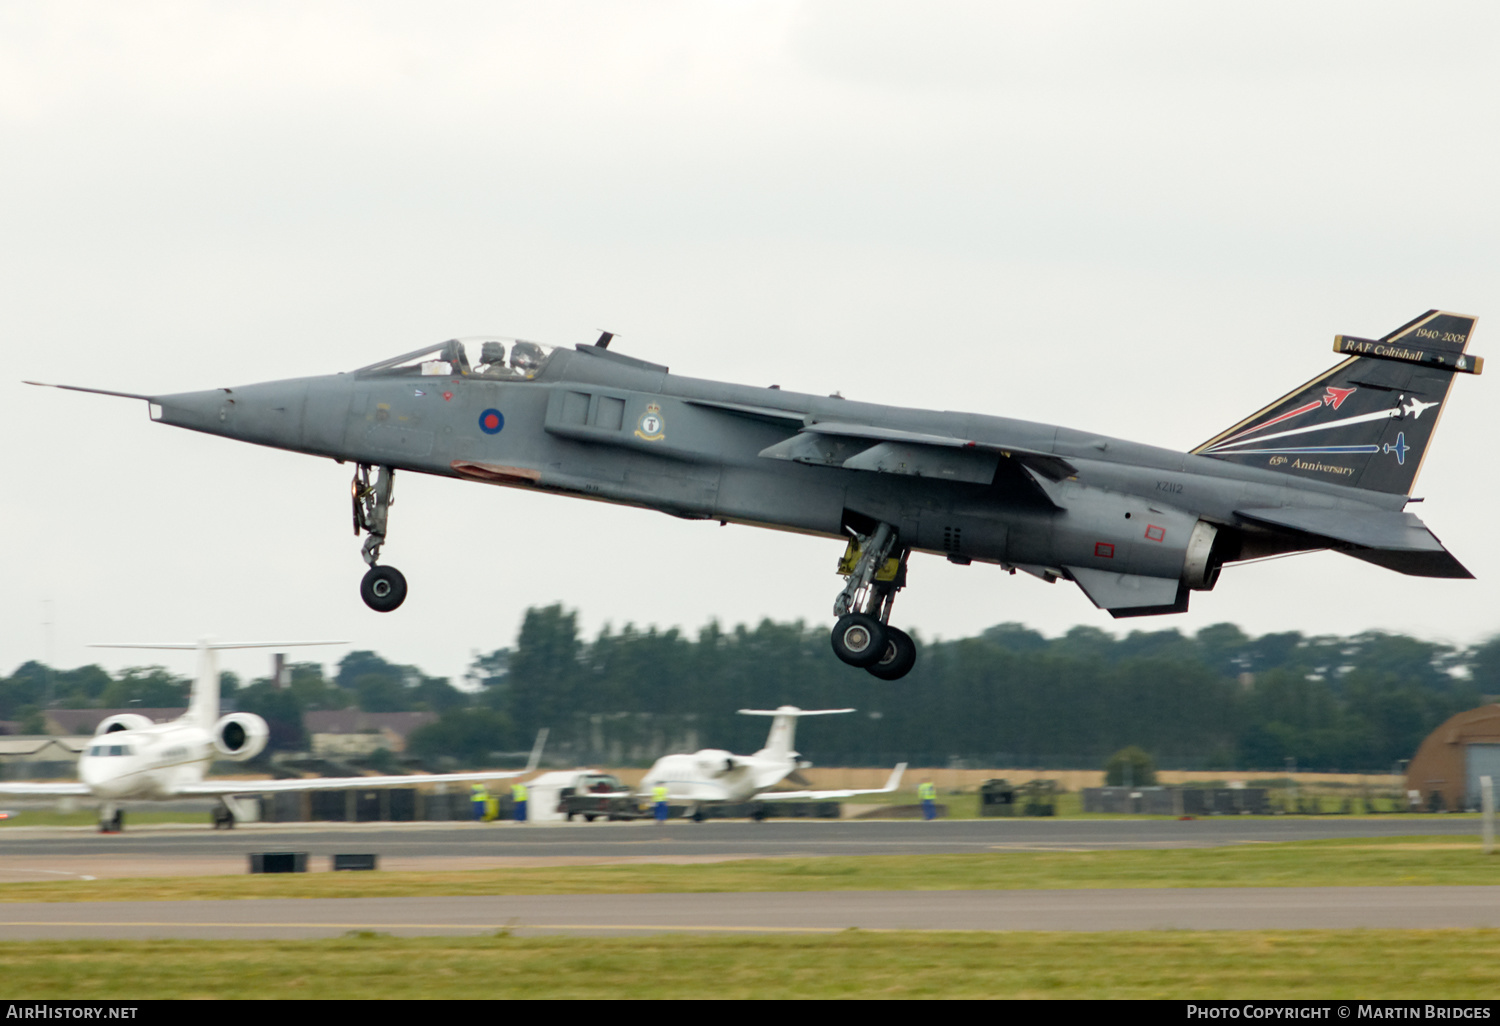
left=355, top=337, right=558, bottom=382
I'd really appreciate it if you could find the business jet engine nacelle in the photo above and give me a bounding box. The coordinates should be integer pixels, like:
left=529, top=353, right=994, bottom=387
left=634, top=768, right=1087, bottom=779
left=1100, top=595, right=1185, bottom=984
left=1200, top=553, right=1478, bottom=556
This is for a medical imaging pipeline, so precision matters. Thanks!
left=96, top=713, right=155, bottom=735
left=212, top=712, right=269, bottom=761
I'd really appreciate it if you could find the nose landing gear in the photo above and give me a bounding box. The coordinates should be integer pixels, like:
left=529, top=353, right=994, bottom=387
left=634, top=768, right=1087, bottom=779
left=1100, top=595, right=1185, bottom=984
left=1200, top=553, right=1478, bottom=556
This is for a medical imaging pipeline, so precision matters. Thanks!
left=830, top=522, right=916, bottom=679
left=353, top=464, right=407, bottom=612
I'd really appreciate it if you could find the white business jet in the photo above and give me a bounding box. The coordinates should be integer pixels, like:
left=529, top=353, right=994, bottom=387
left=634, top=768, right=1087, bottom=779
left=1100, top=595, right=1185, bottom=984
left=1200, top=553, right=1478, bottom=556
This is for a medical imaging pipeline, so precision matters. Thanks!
left=637, top=706, right=905, bottom=820
left=0, top=640, right=546, bottom=832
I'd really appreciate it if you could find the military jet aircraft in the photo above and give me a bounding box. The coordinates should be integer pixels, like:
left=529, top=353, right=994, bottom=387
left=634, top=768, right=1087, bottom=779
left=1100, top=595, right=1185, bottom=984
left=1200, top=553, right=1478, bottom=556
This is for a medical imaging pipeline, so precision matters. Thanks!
left=636, top=706, right=906, bottom=819
left=0, top=640, right=548, bottom=832
left=27, top=310, right=1482, bottom=681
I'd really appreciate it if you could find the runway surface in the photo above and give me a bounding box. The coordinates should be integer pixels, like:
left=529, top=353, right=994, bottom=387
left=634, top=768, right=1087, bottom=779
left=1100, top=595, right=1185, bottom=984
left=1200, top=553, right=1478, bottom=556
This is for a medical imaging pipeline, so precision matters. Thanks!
left=0, top=817, right=1481, bottom=881
left=2, top=886, right=1498, bottom=938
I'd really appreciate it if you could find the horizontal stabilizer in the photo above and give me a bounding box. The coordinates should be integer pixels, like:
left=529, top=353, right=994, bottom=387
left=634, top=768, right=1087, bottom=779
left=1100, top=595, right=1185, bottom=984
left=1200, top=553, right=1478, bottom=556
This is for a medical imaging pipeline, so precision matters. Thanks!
left=1237, top=508, right=1441, bottom=551
left=1065, top=567, right=1188, bottom=618
left=1236, top=507, right=1472, bottom=578
left=737, top=707, right=855, bottom=718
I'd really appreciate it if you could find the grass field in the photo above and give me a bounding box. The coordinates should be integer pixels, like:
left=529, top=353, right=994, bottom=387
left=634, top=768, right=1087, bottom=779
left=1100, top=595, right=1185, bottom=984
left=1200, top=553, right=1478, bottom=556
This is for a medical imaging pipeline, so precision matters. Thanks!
left=5, top=929, right=1500, bottom=999
left=2, top=835, right=1496, bottom=903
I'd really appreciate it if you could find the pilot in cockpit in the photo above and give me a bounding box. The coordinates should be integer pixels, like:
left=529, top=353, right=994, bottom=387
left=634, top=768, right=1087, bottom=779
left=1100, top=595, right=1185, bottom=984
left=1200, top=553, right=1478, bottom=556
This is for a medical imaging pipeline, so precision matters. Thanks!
left=510, top=342, right=545, bottom=379
left=476, top=341, right=516, bottom=379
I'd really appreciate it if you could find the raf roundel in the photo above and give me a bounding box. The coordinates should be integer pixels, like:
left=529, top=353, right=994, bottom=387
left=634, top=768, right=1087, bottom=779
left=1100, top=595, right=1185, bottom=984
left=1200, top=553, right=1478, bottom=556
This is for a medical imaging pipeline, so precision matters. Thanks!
left=478, top=408, right=505, bottom=435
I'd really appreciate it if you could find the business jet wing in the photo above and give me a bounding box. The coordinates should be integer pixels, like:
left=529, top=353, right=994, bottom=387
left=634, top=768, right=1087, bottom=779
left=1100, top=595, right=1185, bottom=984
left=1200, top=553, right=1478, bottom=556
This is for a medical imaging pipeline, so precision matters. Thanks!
left=754, top=762, right=906, bottom=801
left=179, top=770, right=531, bottom=795
left=0, top=782, right=92, bottom=796
left=180, top=728, right=549, bottom=796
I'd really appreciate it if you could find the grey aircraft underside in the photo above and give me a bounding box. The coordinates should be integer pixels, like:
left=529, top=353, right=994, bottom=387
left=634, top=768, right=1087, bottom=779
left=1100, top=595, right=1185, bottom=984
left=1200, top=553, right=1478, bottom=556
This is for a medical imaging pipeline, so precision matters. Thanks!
left=29, top=311, right=1483, bottom=680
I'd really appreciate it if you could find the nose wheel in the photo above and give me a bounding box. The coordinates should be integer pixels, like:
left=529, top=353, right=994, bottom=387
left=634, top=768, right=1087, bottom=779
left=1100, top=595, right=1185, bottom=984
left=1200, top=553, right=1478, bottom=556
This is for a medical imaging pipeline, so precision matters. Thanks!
left=829, top=522, right=916, bottom=679
left=353, top=464, right=407, bottom=612
left=360, top=565, right=408, bottom=613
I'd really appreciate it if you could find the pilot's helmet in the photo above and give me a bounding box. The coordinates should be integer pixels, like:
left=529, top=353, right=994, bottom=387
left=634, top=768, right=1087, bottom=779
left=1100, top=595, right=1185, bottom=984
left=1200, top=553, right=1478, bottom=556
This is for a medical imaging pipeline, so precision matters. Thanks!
left=510, top=341, right=545, bottom=376
left=480, top=341, right=506, bottom=367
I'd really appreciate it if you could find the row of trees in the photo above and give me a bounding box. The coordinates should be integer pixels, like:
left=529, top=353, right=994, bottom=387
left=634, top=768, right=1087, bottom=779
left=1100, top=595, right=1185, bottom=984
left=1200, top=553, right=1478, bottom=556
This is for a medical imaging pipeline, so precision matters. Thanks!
left=3, top=608, right=1496, bottom=772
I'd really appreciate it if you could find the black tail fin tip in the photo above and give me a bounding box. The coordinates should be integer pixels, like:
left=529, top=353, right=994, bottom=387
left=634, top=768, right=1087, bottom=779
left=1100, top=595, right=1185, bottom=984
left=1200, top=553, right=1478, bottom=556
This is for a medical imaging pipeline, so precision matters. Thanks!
left=1194, top=310, right=1481, bottom=495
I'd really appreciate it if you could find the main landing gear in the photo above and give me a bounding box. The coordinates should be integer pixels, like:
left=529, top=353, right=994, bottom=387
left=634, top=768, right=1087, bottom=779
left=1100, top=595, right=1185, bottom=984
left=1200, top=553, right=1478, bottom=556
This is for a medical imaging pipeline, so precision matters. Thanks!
left=353, top=463, right=407, bottom=612
left=830, top=522, right=917, bottom=680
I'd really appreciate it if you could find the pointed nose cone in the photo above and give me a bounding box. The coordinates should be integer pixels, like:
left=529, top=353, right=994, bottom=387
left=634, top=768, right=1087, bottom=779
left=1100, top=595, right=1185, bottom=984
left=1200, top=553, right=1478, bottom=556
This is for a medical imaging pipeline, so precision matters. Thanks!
left=153, top=379, right=310, bottom=450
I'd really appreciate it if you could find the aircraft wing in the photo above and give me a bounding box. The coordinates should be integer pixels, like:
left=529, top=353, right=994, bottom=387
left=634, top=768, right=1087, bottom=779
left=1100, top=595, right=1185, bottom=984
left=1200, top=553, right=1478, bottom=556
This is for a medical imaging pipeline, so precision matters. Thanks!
left=177, top=769, right=534, bottom=796
left=760, top=423, right=1074, bottom=485
left=753, top=762, right=906, bottom=801
left=0, top=782, right=92, bottom=796
left=181, top=727, right=549, bottom=796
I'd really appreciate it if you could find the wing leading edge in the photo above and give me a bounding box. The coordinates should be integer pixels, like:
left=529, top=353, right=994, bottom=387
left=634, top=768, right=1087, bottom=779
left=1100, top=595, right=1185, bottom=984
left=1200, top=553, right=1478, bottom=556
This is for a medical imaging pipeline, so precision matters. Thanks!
left=188, top=727, right=550, bottom=796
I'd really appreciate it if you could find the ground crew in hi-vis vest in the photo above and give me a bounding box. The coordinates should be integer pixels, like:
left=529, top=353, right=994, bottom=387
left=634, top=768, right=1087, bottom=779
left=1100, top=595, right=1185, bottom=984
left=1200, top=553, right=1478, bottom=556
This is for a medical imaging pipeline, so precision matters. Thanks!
left=470, top=783, right=489, bottom=822
left=919, top=781, right=937, bottom=821
left=652, top=784, right=669, bottom=823
left=512, top=781, right=528, bottom=823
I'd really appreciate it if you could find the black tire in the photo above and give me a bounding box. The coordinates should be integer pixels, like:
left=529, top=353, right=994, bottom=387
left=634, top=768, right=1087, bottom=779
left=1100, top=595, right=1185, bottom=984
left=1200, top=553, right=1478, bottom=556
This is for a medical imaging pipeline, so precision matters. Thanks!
left=360, top=565, right=408, bottom=612
left=830, top=613, right=886, bottom=667
left=584, top=814, right=596, bottom=823
left=866, top=626, right=917, bottom=680
left=691, top=810, right=705, bottom=823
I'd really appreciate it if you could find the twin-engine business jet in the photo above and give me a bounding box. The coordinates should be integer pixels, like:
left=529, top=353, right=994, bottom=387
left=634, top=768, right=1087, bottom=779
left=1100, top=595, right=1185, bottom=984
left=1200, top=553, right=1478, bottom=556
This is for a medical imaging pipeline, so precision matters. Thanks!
left=637, top=707, right=906, bottom=818
left=0, top=641, right=546, bottom=832
left=27, top=309, right=1483, bottom=680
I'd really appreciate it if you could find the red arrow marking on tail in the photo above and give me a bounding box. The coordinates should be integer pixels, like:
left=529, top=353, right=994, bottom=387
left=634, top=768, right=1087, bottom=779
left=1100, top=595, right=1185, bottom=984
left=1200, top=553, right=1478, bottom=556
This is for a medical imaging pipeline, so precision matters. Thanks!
left=1323, top=386, right=1356, bottom=409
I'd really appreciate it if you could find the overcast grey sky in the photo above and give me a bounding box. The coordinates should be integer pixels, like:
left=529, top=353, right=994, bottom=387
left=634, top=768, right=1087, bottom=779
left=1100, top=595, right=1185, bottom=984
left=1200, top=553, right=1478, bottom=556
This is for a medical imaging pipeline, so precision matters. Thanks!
left=4, top=1, right=1499, bottom=686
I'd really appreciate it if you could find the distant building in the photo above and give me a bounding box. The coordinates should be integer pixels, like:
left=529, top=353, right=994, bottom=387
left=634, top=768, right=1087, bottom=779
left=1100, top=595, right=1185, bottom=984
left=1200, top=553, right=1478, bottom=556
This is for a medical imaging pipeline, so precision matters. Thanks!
left=44, top=709, right=186, bottom=736
left=0, top=736, right=88, bottom=780
left=304, top=710, right=436, bottom=757
left=1405, top=705, right=1500, bottom=812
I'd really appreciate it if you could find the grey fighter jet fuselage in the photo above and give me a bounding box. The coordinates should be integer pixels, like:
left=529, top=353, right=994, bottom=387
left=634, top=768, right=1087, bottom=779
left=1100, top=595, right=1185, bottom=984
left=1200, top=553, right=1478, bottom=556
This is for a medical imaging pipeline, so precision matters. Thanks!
left=30, top=310, right=1482, bottom=679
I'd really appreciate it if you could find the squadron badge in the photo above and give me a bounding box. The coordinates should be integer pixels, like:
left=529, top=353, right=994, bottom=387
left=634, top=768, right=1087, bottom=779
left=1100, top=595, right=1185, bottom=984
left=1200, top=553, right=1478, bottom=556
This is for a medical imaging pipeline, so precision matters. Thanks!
left=635, top=402, right=665, bottom=442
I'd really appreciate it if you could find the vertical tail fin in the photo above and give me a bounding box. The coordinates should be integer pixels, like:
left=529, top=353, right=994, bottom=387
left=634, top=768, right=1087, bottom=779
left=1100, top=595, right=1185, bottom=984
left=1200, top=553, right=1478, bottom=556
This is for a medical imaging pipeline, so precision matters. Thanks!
left=1193, top=310, right=1482, bottom=495
left=190, top=641, right=220, bottom=727
left=738, top=706, right=855, bottom=761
